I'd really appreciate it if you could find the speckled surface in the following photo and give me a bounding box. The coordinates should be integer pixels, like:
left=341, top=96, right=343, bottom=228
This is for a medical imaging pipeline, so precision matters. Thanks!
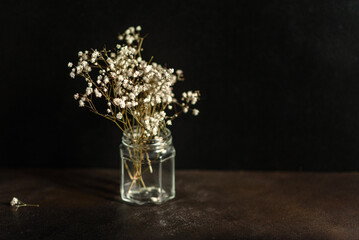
left=0, top=169, right=358, bottom=240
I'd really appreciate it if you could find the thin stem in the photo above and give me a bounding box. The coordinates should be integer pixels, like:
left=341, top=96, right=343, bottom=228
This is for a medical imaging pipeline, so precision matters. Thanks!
left=146, top=152, right=153, bottom=173
left=17, top=204, right=40, bottom=208
left=124, top=160, right=133, bottom=180
left=127, top=180, right=135, bottom=195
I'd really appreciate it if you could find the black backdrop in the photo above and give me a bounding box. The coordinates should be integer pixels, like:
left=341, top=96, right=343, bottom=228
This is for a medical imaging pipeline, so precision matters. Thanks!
left=2, top=0, right=359, bottom=171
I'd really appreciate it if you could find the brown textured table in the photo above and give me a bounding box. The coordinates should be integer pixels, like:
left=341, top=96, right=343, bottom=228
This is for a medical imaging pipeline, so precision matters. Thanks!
left=0, top=169, right=358, bottom=240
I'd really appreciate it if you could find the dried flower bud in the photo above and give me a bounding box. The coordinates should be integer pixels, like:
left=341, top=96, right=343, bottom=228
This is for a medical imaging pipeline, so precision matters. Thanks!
left=10, top=197, right=19, bottom=206
left=79, top=100, right=85, bottom=107
left=116, top=112, right=123, bottom=120
left=113, top=98, right=121, bottom=106
left=94, top=88, right=102, bottom=98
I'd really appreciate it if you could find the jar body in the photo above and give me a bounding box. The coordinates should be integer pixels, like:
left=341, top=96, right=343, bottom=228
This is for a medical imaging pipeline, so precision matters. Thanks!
left=120, top=129, right=175, bottom=205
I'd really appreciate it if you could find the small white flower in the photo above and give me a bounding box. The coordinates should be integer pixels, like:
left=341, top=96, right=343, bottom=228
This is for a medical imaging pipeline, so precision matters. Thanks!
left=70, top=72, right=75, bottom=78
left=82, top=61, right=88, bottom=68
left=192, top=109, right=199, bottom=116
left=183, top=106, right=189, bottom=113
left=116, top=112, right=123, bottom=120
left=145, top=65, right=152, bottom=73
left=74, top=93, right=79, bottom=100
left=10, top=197, right=19, bottom=206
left=113, top=98, right=121, bottom=106
left=166, top=120, right=172, bottom=125
left=126, top=101, right=132, bottom=107
left=107, top=108, right=112, bottom=113
left=92, top=50, right=99, bottom=58
left=86, top=87, right=93, bottom=96
left=126, top=36, right=134, bottom=44
left=68, top=62, right=73, bottom=68
left=136, top=25, right=142, bottom=31
left=144, top=96, right=151, bottom=103
left=160, top=111, right=166, bottom=118
left=153, top=127, right=158, bottom=135
left=79, top=100, right=85, bottom=107
left=76, top=65, right=83, bottom=74
left=94, top=88, right=102, bottom=98
left=155, top=96, right=161, bottom=104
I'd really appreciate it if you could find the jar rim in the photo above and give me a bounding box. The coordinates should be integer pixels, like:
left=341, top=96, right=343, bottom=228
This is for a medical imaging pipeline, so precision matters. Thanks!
left=122, top=127, right=172, bottom=148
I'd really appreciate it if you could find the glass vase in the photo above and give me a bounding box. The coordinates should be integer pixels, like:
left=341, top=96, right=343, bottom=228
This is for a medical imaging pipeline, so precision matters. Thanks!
left=120, top=128, right=176, bottom=205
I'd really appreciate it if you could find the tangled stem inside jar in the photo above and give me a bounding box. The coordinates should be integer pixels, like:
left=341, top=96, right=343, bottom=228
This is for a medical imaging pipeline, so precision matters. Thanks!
left=125, top=146, right=162, bottom=195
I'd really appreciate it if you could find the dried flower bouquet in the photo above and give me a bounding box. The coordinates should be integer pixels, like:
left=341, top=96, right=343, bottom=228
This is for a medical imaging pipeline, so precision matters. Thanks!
left=69, top=26, right=200, bottom=196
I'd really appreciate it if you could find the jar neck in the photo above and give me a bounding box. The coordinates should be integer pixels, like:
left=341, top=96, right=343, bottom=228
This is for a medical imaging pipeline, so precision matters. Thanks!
left=122, top=127, right=172, bottom=148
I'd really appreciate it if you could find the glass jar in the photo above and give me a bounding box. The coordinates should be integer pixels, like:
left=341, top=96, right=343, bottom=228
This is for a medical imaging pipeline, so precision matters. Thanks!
left=120, top=128, right=176, bottom=205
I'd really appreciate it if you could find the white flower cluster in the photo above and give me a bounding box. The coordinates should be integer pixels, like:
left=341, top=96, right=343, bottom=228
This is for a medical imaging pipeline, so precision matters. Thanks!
left=181, top=91, right=200, bottom=115
left=70, top=26, right=200, bottom=139
left=142, top=111, right=166, bottom=137
left=118, top=26, right=142, bottom=45
left=10, top=197, right=19, bottom=206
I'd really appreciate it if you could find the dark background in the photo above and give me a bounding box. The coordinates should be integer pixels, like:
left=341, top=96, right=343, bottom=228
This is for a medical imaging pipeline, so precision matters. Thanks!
left=2, top=0, right=359, bottom=171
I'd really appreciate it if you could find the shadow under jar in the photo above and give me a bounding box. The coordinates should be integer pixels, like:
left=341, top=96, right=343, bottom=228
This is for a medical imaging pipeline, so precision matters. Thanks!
left=120, top=128, right=176, bottom=205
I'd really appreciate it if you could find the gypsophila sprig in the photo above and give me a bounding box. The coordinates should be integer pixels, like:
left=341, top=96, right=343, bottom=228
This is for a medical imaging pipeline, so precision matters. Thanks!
left=69, top=26, right=200, bottom=141
left=10, top=197, right=39, bottom=208
left=69, top=26, right=200, bottom=194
